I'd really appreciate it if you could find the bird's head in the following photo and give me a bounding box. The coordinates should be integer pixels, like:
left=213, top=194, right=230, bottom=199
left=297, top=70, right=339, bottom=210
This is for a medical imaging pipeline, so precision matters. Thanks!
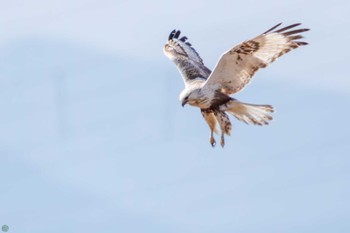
left=179, top=88, right=200, bottom=107
left=180, top=94, right=190, bottom=107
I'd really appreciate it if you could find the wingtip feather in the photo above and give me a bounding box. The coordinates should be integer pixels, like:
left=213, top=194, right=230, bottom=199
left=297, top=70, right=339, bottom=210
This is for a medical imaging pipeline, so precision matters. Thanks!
left=174, top=30, right=181, bottom=39
left=168, top=29, right=176, bottom=41
left=263, top=22, right=282, bottom=34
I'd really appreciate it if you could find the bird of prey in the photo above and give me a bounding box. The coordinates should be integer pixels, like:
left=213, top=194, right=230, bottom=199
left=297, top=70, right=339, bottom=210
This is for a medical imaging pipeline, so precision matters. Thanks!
left=163, top=23, right=309, bottom=147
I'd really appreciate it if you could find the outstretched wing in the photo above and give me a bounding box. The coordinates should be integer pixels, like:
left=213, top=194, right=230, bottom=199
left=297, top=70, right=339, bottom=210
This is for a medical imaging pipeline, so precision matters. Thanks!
left=164, top=30, right=211, bottom=85
left=202, top=23, right=309, bottom=94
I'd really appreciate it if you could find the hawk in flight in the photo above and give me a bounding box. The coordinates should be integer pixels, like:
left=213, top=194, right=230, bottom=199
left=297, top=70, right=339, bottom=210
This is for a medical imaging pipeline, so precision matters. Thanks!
left=163, top=23, right=309, bottom=147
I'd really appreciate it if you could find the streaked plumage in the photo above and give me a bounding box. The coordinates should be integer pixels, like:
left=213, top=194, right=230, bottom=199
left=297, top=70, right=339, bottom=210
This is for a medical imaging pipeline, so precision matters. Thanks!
left=163, top=23, right=309, bottom=147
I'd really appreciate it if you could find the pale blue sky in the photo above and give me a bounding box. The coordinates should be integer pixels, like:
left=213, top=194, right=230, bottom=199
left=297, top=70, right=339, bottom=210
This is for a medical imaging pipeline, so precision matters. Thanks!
left=0, top=0, right=349, bottom=232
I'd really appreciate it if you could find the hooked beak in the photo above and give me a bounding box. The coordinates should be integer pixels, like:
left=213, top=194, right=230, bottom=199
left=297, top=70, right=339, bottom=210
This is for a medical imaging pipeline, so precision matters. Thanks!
left=181, top=99, right=188, bottom=107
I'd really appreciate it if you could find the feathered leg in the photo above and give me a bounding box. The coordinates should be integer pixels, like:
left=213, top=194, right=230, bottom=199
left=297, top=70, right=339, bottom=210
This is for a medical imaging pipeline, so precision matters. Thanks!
left=201, top=109, right=218, bottom=147
left=214, top=110, right=232, bottom=148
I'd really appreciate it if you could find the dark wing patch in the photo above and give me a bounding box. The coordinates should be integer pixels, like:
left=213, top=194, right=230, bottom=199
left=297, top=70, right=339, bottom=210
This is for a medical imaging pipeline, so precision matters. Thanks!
left=209, top=91, right=232, bottom=108
left=232, top=40, right=260, bottom=55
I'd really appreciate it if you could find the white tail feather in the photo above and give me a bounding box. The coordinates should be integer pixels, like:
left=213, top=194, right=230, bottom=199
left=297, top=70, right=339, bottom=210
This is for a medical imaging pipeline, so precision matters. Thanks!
left=220, top=100, right=274, bottom=125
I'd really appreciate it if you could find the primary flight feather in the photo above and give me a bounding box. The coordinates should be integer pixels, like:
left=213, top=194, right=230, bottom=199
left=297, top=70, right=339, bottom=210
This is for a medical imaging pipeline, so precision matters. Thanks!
left=163, top=23, right=309, bottom=147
